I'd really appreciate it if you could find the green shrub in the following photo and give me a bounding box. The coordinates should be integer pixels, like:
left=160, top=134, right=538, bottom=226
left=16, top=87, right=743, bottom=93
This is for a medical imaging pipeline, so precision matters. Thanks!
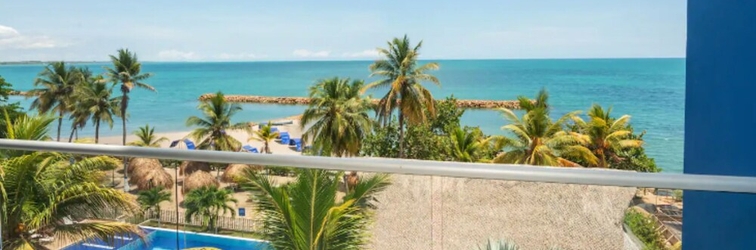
left=672, top=190, right=683, bottom=202
left=624, top=210, right=666, bottom=250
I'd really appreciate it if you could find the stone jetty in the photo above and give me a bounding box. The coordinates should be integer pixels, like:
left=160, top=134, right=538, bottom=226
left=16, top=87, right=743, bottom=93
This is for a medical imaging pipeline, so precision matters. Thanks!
left=199, top=93, right=527, bottom=109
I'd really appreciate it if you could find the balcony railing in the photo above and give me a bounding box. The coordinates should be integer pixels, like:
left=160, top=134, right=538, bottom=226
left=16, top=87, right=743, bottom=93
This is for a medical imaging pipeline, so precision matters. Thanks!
left=2, top=139, right=755, bottom=250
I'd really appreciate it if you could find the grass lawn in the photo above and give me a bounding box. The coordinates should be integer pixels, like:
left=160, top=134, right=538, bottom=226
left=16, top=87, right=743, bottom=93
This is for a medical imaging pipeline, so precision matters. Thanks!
left=141, top=221, right=264, bottom=239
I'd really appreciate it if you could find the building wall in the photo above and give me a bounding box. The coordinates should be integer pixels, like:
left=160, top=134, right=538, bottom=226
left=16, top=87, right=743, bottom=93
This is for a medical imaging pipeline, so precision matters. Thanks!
left=684, top=1, right=756, bottom=249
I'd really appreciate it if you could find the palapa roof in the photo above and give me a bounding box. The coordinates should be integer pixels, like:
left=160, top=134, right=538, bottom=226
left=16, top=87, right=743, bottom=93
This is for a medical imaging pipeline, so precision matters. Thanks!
left=183, top=171, right=219, bottom=193
left=220, top=164, right=257, bottom=183
left=179, top=161, right=211, bottom=176
left=128, top=158, right=162, bottom=174
left=129, top=165, right=174, bottom=191
left=368, top=173, right=635, bottom=250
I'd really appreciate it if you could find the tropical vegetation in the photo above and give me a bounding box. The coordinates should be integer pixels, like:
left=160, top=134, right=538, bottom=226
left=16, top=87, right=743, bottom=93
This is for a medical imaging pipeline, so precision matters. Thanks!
left=492, top=91, right=597, bottom=166
left=241, top=169, right=391, bottom=250
left=301, top=77, right=372, bottom=157
left=0, top=75, right=25, bottom=138
left=137, top=187, right=172, bottom=226
left=366, top=35, right=440, bottom=158
left=27, top=61, right=80, bottom=141
left=624, top=209, right=667, bottom=250
left=0, top=115, right=141, bottom=250
left=569, top=104, right=643, bottom=168
left=129, top=124, right=169, bottom=147
left=184, top=186, right=238, bottom=232
left=72, top=70, right=120, bottom=143
left=475, top=239, right=563, bottom=250
left=186, top=91, right=249, bottom=151
left=251, top=122, right=279, bottom=154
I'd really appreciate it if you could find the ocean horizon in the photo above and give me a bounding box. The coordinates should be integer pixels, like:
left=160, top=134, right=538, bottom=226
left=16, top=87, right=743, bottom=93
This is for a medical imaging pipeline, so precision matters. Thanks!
left=0, top=58, right=685, bottom=173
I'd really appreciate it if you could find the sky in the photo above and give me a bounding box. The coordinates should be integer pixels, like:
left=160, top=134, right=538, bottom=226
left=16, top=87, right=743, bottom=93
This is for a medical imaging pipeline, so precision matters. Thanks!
left=0, top=0, right=686, bottom=62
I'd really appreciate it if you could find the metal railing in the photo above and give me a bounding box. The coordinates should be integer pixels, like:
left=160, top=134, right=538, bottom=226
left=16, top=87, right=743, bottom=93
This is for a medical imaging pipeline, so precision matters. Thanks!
left=1, top=139, right=755, bottom=194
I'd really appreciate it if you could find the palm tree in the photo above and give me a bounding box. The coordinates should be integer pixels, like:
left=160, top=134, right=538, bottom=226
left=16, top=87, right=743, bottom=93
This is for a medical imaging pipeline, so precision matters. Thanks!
left=251, top=122, right=279, bottom=154
left=75, top=72, right=120, bottom=144
left=106, top=49, right=154, bottom=191
left=186, top=91, right=249, bottom=151
left=184, top=186, right=237, bottom=232
left=27, top=61, right=81, bottom=141
left=366, top=35, right=440, bottom=158
left=493, top=91, right=597, bottom=167
left=0, top=151, right=141, bottom=250
left=129, top=124, right=169, bottom=147
left=137, top=187, right=171, bottom=226
left=1, top=110, right=53, bottom=158
left=302, top=77, right=373, bottom=157
left=106, top=48, right=155, bottom=146
left=571, top=104, right=643, bottom=168
left=242, top=169, right=391, bottom=250
left=449, top=127, right=489, bottom=162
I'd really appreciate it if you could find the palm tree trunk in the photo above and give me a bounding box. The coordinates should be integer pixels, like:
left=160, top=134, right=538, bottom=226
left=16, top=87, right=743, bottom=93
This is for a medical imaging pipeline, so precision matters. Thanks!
left=265, top=141, right=269, bottom=154
left=95, top=119, right=101, bottom=144
left=121, top=93, right=129, bottom=191
left=57, top=110, right=63, bottom=141
left=68, top=127, right=76, bottom=142
left=398, top=112, right=405, bottom=158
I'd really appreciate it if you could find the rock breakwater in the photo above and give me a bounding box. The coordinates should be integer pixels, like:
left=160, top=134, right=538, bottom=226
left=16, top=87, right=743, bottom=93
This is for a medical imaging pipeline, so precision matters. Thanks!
left=199, top=93, right=527, bottom=109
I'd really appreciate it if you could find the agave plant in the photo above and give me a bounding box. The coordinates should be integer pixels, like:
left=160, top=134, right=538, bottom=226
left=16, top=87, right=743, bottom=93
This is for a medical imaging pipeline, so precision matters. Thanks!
left=475, top=239, right=562, bottom=250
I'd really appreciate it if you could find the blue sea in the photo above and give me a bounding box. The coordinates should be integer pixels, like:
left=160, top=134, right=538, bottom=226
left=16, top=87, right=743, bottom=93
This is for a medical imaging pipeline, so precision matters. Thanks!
left=0, top=59, right=685, bottom=172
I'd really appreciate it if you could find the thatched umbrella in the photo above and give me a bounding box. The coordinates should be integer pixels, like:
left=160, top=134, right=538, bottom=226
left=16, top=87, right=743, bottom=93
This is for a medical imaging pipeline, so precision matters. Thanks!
left=130, top=165, right=174, bottom=191
left=179, top=161, right=211, bottom=176
left=221, top=164, right=257, bottom=183
left=183, top=171, right=218, bottom=194
left=128, top=158, right=161, bottom=174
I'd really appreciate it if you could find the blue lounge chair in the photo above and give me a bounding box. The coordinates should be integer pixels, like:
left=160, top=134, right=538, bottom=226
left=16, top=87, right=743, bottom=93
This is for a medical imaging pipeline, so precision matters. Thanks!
left=242, top=145, right=259, bottom=153
left=290, top=138, right=302, bottom=152
left=280, top=132, right=290, bottom=144
left=169, top=139, right=196, bottom=150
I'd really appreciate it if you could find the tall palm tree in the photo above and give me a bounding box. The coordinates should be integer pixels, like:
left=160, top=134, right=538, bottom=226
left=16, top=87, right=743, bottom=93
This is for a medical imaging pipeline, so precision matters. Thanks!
left=129, top=124, right=169, bottom=147
left=449, top=127, right=489, bottom=162
left=75, top=72, right=120, bottom=144
left=137, top=187, right=171, bottom=226
left=493, top=91, right=597, bottom=167
left=0, top=151, right=141, bottom=250
left=27, top=61, right=81, bottom=141
left=302, top=77, right=373, bottom=157
left=186, top=91, right=249, bottom=151
left=106, top=48, right=155, bottom=146
left=106, top=49, right=154, bottom=191
left=251, top=122, right=279, bottom=154
left=366, top=35, right=440, bottom=158
left=571, top=104, right=643, bottom=168
left=242, top=169, right=391, bottom=250
left=184, top=186, right=237, bottom=232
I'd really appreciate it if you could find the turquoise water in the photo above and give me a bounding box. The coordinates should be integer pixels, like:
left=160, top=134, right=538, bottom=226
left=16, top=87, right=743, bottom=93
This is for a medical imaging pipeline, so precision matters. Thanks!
left=62, top=227, right=268, bottom=249
left=0, top=59, right=685, bottom=172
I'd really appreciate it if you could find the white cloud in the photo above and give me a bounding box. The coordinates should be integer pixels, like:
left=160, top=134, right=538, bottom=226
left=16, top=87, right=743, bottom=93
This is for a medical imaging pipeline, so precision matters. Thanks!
left=216, top=52, right=263, bottom=60
left=157, top=50, right=199, bottom=61
left=292, top=49, right=330, bottom=58
left=342, top=49, right=380, bottom=58
left=0, top=25, right=61, bottom=49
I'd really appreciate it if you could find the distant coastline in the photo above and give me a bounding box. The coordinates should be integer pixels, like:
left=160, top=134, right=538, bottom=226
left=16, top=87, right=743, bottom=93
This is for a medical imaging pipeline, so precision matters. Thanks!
left=0, top=61, right=103, bottom=66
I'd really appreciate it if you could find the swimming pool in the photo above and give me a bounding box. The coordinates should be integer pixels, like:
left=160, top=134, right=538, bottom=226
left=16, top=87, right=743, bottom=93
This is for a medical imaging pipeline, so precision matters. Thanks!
left=62, top=226, right=269, bottom=250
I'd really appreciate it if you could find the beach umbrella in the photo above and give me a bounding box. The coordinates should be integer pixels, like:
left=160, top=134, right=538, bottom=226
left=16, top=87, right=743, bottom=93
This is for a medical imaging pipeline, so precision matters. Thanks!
left=179, top=161, right=212, bottom=176
left=129, top=164, right=174, bottom=191
left=169, top=139, right=196, bottom=150
left=183, top=171, right=219, bottom=194
left=127, top=157, right=162, bottom=174
left=221, top=164, right=261, bottom=183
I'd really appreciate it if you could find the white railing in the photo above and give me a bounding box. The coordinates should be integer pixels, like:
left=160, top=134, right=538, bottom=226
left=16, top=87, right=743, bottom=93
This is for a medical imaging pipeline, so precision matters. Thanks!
left=1, top=139, right=755, bottom=194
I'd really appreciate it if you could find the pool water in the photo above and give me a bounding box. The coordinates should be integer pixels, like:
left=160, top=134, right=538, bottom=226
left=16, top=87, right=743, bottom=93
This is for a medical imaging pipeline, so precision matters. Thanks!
left=62, top=227, right=269, bottom=250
